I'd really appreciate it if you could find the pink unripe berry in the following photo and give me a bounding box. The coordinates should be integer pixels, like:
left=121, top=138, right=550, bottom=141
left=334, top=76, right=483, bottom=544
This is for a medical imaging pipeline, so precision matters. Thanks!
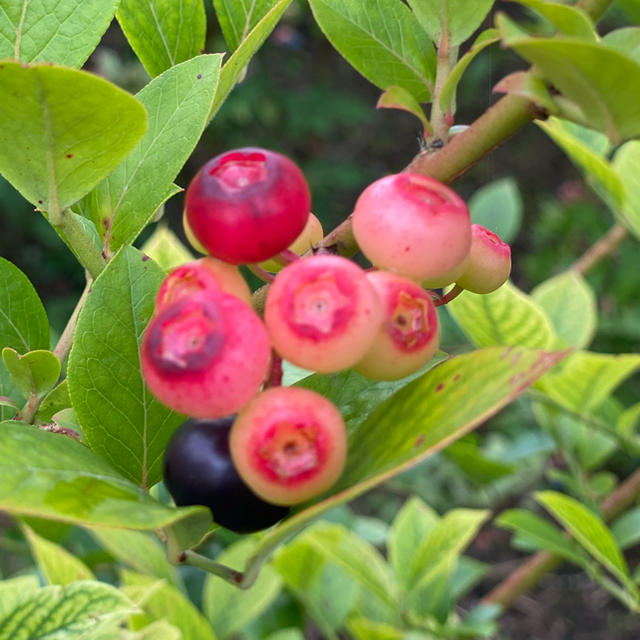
left=155, top=257, right=252, bottom=310
left=230, top=386, right=347, bottom=505
left=185, top=147, right=311, bottom=264
left=354, top=271, right=440, bottom=381
left=456, top=224, right=512, bottom=294
left=264, top=254, right=383, bottom=373
left=352, top=173, right=471, bottom=281
left=141, top=291, right=271, bottom=418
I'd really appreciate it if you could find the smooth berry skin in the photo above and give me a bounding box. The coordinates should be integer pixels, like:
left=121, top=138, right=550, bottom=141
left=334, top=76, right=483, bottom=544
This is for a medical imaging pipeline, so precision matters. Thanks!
left=354, top=271, right=440, bottom=381
left=163, top=416, right=289, bottom=533
left=264, top=254, right=383, bottom=373
left=141, top=291, right=271, bottom=418
left=230, top=387, right=347, bottom=505
left=185, top=147, right=311, bottom=264
left=156, top=257, right=252, bottom=310
left=456, top=224, right=512, bottom=294
left=352, top=173, right=471, bottom=282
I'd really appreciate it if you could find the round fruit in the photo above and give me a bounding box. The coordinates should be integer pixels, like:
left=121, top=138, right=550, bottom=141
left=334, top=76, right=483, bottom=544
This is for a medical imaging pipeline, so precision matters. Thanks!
left=354, top=271, right=440, bottom=380
left=230, top=387, right=347, bottom=505
left=264, top=254, right=383, bottom=373
left=163, top=416, right=289, bottom=533
left=352, top=172, right=471, bottom=281
left=155, top=257, right=252, bottom=310
left=260, top=212, right=324, bottom=273
left=141, top=291, right=271, bottom=418
left=456, top=224, right=512, bottom=293
left=185, top=147, right=311, bottom=264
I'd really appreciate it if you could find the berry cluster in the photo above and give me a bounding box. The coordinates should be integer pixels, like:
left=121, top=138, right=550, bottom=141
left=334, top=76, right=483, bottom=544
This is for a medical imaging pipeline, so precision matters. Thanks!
left=141, top=147, right=511, bottom=533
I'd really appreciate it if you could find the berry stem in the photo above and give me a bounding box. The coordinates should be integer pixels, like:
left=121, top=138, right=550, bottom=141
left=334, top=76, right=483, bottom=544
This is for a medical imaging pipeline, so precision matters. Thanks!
left=180, top=550, right=245, bottom=587
left=433, top=285, right=463, bottom=307
left=273, top=248, right=301, bottom=266
left=247, top=263, right=276, bottom=283
left=571, top=223, right=628, bottom=276
left=264, top=352, right=283, bottom=389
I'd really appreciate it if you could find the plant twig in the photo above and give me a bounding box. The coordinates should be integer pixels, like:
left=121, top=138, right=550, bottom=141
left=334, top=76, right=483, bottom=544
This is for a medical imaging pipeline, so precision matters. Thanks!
left=571, top=223, right=628, bottom=275
left=180, top=550, right=245, bottom=587
left=53, top=278, right=92, bottom=365
left=434, top=285, right=463, bottom=307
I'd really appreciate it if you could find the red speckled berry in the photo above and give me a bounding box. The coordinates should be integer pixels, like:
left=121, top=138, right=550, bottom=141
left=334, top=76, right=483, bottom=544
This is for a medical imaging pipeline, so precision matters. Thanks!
left=185, top=147, right=311, bottom=264
left=155, top=257, right=252, bottom=310
left=352, top=173, right=471, bottom=281
left=141, top=291, right=270, bottom=418
left=456, top=224, right=512, bottom=294
left=230, top=386, right=347, bottom=505
left=264, top=254, right=383, bottom=373
left=354, top=271, right=440, bottom=380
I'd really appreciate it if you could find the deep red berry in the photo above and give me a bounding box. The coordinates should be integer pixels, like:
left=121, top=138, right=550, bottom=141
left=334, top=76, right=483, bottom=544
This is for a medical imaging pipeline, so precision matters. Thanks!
left=352, top=173, right=471, bottom=281
left=354, top=271, right=440, bottom=380
left=456, top=224, right=512, bottom=293
left=163, top=416, right=289, bottom=533
left=264, top=254, right=383, bottom=373
left=185, top=147, right=311, bottom=264
left=230, top=387, right=347, bottom=505
left=141, top=291, right=271, bottom=418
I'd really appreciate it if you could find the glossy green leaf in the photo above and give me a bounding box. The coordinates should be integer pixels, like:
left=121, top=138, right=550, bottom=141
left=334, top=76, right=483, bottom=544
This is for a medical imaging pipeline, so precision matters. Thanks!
left=141, top=224, right=194, bottom=272
left=493, top=70, right=559, bottom=116
left=0, top=581, right=135, bottom=639
left=447, top=281, right=556, bottom=349
left=511, top=0, right=597, bottom=40
left=611, top=507, right=640, bottom=550
left=203, top=539, right=282, bottom=638
left=443, top=438, right=515, bottom=483
left=496, top=509, right=587, bottom=566
left=536, top=491, right=633, bottom=588
left=133, top=621, right=182, bottom=640
left=209, top=0, right=293, bottom=119
left=36, top=380, right=71, bottom=423
left=67, top=246, right=185, bottom=487
left=308, top=0, right=435, bottom=102
left=603, top=27, right=640, bottom=65
left=0, top=62, right=147, bottom=212
left=468, top=177, right=523, bottom=244
left=439, top=29, right=499, bottom=113
left=0, top=421, right=208, bottom=530
left=377, top=86, right=431, bottom=133
left=499, top=17, right=640, bottom=142
left=117, top=0, right=207, bottom=77
left=22, top=523, right=94, bottom=586
left=123, top=571, right=216, bottom=640
left=613, top=140, right=640, bottom=239
left=0, top=369, right=21, bottom=423
left=536, top=351, right=640, bottom=414
left=0, top=0, right=119, bottom=66
left=0, top=575, right=40, bottom=617
left=213, top=0, right=281, bottom=51
left=531, top=270, right=597, bottom=349
left=82, top=55, right=221, bottom=251
left=2, top=348, right=60, bottom=398
left=407, top=0, right=494, bottom=46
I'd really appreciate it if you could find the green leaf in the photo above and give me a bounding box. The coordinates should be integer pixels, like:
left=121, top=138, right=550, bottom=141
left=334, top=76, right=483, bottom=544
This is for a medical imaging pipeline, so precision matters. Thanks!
left=496, top=509, right=588, bottom=566
left=602, top=27, right=640, bottom=65
left=122, top=571, right=216, bottom=640
left=499, top=17, right=640, bottom=142
left=308, top=0, right=435, bottom=102
left=611, top=507, right=640, bottom=551
left=0, top=575, right=40, bottom=617
left=468, top=177, right=523, bottom=244
left=2, top=348, right=60, bottom=398
left=36, top=380, right=71, bottom=423
left=443, top=438, right=515, bottom=483
left=613, top=140, right=640, bottom=239
left=531, top=271, right=597, bottom=349
left=347, top=618, right=405, bottom=640
left=117, top=0, right=207, bottom=77
left=22, top=523, right=94, bottom=586
left=0, top=581, right=135, bottom=639
left=439, top=30, right=499, bottom=113
left=213, top=0, right=281, bottom=51
left=82, top=55, right=221, bottom=251
left=377, top=86, right=431, bottom=133
left=0, top=421, right=208, bottom=530
left=511, top=0, right=597, bottom=40
left=133, top=621, right=182, bottom=640
left=407, top=0, right=494, bottom=46
left=0, top=0, right=120, bottom=67
left=447, top=281, right=556, bottom=349
left=536, top=491, right=633, bottom=589
left=0, top=62, right=147, bottom=212
left=388, top=497, right=439, bottom=589
left=493, top=70, right=559, bottom=116
left=203, top=539, right=281, bottom=638
left=141, top=224, right=194, bottom=271
left=67, top=246, right=185, bottom=487
left=209, top=0, right=293, bottom=119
